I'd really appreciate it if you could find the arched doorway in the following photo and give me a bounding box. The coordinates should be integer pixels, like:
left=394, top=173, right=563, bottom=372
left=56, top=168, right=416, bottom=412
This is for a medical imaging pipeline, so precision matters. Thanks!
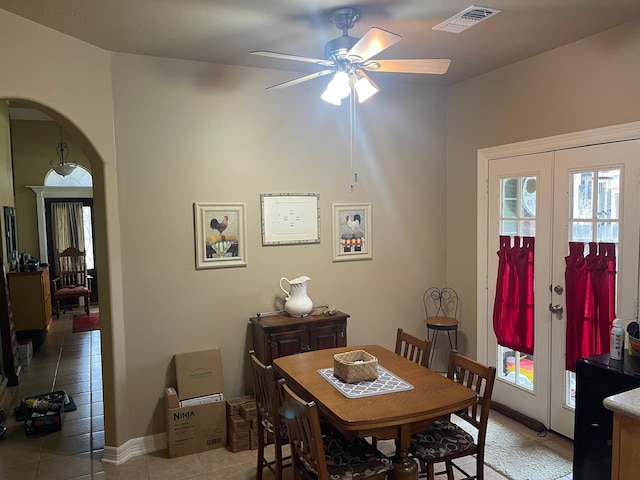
left=3, top=99, right=112, bottom=449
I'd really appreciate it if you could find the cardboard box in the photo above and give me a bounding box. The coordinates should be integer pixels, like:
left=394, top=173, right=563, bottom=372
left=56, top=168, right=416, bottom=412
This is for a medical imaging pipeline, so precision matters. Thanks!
left=165, top=348, right=227, bottom=458
left=165, top=397, right=227, bottom=458
left=165, top=388, right=180, bottom=409
left=240, top=401, right=257, bottom=421
left=226, top=397, right=245, bottom=417
left=227, top=430, right=250, bottom=452
left=17, top=339, right=33, bottom=366
left=175, top=349, right=224, bottom=400
left=228, top=414, right=250, bottom=432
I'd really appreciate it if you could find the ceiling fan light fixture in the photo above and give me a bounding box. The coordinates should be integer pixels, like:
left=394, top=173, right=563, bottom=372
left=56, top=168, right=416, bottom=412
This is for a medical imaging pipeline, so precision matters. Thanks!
left=321, top=71, right=351, bottom=105
left=354, top=75, right=379, bottom=103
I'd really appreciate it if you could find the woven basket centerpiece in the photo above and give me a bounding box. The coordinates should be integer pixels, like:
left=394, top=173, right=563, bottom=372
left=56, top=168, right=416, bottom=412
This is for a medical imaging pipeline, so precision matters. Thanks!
left=333, top=350, right=378, bottom=383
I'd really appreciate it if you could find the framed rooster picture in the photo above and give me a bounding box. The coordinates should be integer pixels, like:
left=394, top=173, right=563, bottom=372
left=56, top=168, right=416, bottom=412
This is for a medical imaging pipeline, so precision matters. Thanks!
left=332, top=203, right=372, bottom=262
left=193, top=202, right=247, bottom=269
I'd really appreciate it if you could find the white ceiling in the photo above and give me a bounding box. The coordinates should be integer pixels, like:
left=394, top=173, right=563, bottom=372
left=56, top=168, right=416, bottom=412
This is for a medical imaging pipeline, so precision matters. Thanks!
left=1, top=0, right=639, bottom=88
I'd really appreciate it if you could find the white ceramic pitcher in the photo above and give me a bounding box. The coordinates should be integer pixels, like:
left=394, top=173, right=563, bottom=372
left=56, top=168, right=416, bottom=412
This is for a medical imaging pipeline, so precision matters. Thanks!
left=280, top=276, right=313, bottom=317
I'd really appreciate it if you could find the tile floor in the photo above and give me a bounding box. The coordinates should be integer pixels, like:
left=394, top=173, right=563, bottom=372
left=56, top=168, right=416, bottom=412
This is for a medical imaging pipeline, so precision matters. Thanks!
left=0, top=310, right=574, bottom=479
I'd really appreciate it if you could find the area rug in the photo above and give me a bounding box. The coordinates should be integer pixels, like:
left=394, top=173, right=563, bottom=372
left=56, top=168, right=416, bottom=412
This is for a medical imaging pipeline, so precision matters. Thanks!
left=72, top=312, right=100, bottom=333
left=456, top=414, right=573, bottom=480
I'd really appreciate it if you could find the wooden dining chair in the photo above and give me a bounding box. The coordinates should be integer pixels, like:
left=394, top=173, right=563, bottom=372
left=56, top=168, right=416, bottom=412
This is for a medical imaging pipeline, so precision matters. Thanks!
left=395, top=327, right=432, bottom=368
left=280, top=382, right=392, bottom=480
left=248, top=350, right=291, bottom=480
left=52, top=246, right=92, bottom=318
left=409, top=350, right=497, bottom=480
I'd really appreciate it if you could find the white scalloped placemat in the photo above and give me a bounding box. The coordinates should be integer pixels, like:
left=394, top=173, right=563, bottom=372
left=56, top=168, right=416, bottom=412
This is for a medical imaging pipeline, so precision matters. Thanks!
left=317, top=366, right=414, bottom=398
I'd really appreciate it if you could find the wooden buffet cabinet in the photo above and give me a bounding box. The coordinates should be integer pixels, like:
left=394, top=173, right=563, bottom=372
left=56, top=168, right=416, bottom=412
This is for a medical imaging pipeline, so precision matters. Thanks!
left=250, top=310, right=349, bottom=364
left=7, top=267, right=53, bottom=333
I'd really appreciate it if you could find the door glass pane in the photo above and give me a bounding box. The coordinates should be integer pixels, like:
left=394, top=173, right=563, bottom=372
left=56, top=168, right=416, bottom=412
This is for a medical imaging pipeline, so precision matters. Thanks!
left=82, top=206, right=94, bottom=270
left=597, top=169, right=620, bottom=220
left=501, top=178, right=518, bottom=218
left=497, top=175, right=536, bottom=392
left=572, top=172, right=593, bottom=219
left=566, top=168, right=621, bottom=410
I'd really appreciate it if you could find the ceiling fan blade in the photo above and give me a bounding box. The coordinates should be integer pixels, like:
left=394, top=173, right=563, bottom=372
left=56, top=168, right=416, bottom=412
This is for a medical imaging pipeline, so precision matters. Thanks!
left=250, top=50, right=334, bottom=67
left=265, top=70, right=334, bottom=90
left=365, top=59, right=451, bottom=75
left=347, top=27, right=401, bottom=62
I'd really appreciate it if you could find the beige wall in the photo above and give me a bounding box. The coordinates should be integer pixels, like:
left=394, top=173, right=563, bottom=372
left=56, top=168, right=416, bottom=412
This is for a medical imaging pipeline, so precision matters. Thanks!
left=446, top=19, right=640, bottom=359
left=111, top=53, right=448, bottom=437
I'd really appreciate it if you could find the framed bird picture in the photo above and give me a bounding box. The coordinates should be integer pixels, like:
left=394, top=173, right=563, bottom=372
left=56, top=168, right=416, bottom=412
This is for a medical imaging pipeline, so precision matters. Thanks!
left=332, top=203, right=372, bottom=262
left=193, top=202, right=247, bottom=269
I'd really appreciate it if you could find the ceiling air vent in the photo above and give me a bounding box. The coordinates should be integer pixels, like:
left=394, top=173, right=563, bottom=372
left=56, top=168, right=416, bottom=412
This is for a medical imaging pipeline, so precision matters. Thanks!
left=432, top=5, right=501, bottom=33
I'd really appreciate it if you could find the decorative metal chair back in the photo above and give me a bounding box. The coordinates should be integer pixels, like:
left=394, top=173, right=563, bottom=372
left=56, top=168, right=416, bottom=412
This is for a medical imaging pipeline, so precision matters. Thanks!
left=423, top=287, right=460, bottom=320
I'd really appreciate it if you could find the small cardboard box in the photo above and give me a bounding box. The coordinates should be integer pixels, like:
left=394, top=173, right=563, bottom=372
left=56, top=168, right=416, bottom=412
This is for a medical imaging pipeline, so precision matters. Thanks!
left=165, top=396, right=226, bottom=458
left=17, top=339, right=33, bottom=366
left=226, top=397, right=245, bottom=417
left=175, top=349, right=224, bottom=400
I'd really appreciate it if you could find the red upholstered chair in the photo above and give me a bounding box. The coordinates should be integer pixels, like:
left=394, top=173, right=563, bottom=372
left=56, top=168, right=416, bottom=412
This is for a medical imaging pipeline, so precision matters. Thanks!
left=52, top=247, right=91, bottom=318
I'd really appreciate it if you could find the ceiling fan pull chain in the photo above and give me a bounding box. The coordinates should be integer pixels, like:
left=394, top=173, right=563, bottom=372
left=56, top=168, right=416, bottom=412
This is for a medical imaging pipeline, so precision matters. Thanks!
left=350, top=89, right=358, bottom=191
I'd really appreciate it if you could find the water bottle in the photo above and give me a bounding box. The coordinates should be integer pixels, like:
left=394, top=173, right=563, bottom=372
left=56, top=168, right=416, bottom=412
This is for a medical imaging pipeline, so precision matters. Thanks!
left=610, top=318, right=624, bottom=360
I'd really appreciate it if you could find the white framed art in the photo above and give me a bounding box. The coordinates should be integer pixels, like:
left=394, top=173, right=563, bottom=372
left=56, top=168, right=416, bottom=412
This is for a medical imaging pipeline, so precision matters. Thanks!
left=332, top=203, right=372, bottom=262
left=260, top=193, right=320, bottom=245
left=193, top=202, right=247, bottom=269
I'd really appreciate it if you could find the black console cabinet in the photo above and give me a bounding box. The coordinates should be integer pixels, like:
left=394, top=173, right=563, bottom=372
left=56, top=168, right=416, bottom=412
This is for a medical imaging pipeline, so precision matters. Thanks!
left=573, top=353, right=640, bottom=480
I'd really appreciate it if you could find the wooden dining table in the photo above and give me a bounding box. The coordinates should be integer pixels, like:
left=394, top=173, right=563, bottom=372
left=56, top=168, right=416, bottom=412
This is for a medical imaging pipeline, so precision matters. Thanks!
left=272, top=344, right=477, bottom=480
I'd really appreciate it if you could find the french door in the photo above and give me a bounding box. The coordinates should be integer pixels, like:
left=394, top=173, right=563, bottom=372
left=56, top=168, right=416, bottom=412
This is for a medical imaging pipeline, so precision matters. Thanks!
left=485, top=139, right=640, bottom=438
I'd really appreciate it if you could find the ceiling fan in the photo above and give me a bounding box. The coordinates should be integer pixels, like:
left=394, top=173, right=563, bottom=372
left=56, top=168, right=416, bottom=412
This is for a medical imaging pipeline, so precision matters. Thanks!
left=250, top=7, right=451, bottom=105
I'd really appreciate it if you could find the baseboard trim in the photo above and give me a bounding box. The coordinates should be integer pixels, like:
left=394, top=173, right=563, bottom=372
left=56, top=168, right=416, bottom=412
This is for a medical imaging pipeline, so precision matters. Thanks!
left=101, top=433, right=167, bottom=465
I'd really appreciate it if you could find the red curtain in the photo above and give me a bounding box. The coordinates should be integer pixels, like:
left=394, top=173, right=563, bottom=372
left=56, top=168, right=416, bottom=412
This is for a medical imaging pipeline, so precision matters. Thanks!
left=493, top=235, right=535, bottom=355
left=565, top=242, right=617, bottom=372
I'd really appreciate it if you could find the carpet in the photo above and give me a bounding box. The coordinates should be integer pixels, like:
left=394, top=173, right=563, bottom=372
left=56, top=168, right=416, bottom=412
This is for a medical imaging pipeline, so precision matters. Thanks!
left=455, top=414, right=573, bottom=480
left=72, top=312, right=100, bottom=333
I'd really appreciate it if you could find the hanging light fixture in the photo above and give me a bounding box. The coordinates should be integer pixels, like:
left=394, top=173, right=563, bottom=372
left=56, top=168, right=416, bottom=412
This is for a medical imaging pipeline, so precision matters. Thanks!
left=320, top=70, right=351, bottom=105
left=321, top=68, right=380, bottom=106
left=50, top=127, right=77, bottom=176
left=353, top=71, right=380, bottom=103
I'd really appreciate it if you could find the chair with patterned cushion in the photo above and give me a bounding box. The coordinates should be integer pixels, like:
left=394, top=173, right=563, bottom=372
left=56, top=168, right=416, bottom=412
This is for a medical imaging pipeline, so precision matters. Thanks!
left=280, top=382, right=392, bottom=480
left=395, top=327, right=432, bottom=368
left=249, top=350, right=291, bottom=480
left=409, top=350, right=496, bottom=480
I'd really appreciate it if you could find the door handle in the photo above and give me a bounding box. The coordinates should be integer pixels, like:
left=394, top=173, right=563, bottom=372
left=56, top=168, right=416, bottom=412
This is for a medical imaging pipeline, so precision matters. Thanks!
left=549, top=304, right=564, bottom=314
